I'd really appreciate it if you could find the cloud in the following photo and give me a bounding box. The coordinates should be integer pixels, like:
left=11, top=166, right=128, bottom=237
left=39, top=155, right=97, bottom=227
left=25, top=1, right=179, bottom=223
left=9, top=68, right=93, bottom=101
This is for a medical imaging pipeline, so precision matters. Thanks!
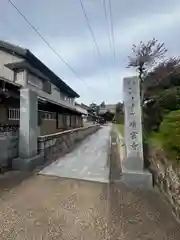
left=1, top=0, right=180, bottom=104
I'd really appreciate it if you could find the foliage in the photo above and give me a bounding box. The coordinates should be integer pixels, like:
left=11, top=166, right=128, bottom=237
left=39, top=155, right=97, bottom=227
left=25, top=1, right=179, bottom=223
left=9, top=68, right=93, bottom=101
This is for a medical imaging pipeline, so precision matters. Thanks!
left=116, top=102, right=123, bottom=112
left=128, top=38, right=167, bottom=102
left=127, top=40, right=180, bottom=164
left=118, top=124, right=124, bottom=136
left=144, top=57, right=180, bottom=100
left=115, top=102, right=124, bottom=124
left=89, top=103, right=100, bottom=115
left=157, top=110, right=180, bottom=161
left=89, top=103, right=97, bottom=110
left=128, top=38, right=167, bottom=76
left=143, top=86, right=180, bottom=132
left=100, top=101, right=106, bottom=108
left=142, top=56, right=180, bottom=134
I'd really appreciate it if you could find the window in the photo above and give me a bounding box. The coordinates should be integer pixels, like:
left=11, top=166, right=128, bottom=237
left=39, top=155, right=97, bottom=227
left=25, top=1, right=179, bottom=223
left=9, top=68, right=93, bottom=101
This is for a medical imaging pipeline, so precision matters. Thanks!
left=8, top=108, right=20, bottom=120
left=43, top=81, right=52, bottom=94
left=39, top=111, right=56, bottom=120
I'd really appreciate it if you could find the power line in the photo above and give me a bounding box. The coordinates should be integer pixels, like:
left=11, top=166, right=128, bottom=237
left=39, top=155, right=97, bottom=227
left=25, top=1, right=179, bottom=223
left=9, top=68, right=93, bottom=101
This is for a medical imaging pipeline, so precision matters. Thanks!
left=79, top=0, right=112, bottom=83
left=108, top=0, right=116, bottom=62
left=7, top=0, right=88, bottom=87
left=79, top=0, right=102, bottom=59
left=102, top=0, right=112, bottom=60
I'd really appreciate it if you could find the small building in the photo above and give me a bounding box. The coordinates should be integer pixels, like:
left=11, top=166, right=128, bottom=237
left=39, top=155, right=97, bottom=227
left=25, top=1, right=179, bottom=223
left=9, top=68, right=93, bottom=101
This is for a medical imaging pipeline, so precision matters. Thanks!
left=75, top=102, right=88, bottom=124
left=75, top=102, right=98, bottom=124
left=0, top=40, right=82, bottom=135
left=99, top=104, right=116, bottom=122
left=0, top=40, right=83, bottom=169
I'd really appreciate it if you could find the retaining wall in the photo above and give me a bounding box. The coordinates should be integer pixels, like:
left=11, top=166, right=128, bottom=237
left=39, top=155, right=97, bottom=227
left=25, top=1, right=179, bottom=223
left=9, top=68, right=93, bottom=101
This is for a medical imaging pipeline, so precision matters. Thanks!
left=149, top=146, right=180, bottom=221
left=0, top=132, right=18, bottom=169
left=38, top=125, right=101, bottom=160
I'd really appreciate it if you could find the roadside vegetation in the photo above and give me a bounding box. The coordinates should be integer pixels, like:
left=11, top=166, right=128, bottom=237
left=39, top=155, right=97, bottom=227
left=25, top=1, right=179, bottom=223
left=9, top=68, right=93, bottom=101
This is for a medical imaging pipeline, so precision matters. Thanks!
left=128, top=38, right=180, bottom=164
left=114, top=102, right=124, bottom=136
left=118, top=124, right=124, bottom=136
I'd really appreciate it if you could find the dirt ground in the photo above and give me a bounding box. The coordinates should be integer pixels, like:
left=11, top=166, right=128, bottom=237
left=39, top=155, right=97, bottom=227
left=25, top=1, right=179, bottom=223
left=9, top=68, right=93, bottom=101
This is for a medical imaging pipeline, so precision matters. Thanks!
left=0, top=173, right=180, bottom=240
left=0, top=175, right=108, bottom=240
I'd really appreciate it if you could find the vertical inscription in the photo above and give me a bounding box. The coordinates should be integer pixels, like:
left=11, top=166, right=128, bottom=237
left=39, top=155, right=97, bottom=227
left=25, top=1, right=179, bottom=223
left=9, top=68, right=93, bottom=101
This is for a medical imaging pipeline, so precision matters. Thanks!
left=123, top=76, right=143, bottom=169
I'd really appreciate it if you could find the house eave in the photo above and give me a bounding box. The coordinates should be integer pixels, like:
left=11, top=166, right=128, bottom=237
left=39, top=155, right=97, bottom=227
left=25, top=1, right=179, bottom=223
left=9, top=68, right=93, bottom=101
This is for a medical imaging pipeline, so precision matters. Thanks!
left=0, top=40, right=80, bottom=98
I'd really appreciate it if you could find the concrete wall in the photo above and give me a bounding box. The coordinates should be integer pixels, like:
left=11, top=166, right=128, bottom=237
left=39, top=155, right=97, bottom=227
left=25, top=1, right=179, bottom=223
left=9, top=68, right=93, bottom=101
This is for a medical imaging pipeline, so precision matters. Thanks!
left=27, top=72, right=43, bottom=90
left=15, top=71, right=26, bottom=86
left=0, top=50, right=22, bottom=82
left=38, top=125, right=100, bottom=160
left=0, top=132, right=18, bottom=168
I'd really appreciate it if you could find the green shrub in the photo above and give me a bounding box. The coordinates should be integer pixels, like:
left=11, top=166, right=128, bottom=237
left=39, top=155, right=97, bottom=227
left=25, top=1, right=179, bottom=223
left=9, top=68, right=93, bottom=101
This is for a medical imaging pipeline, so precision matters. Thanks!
left=144, top=87, right=180, bottom=133
left=158, top=110, right=180, bottom=161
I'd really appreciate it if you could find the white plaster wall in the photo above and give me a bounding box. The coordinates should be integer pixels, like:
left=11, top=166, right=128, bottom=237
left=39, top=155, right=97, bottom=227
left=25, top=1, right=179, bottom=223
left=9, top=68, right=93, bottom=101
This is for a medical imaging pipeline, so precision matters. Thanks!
left=75, top=104, right=88, bottom=115
left=27, top=73, right=43, bottom=90
left=28, top=83, right=76, bottom=109
left=50, top=84, right=75, bottom=108
left=0, top=50, right=23, bottom=81
left=27, top=74, right=76, bottom=109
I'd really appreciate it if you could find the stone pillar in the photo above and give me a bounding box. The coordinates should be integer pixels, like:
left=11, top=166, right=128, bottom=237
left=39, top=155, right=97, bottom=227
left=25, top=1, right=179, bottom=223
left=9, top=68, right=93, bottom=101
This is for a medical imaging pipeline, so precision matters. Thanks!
left=124, top=76, right=143, bottom=170
left=121, top=76, right=152, bottom=189
left=13, top=88, right=44, bottom=170
left=19, top=88, right=38, bottom=158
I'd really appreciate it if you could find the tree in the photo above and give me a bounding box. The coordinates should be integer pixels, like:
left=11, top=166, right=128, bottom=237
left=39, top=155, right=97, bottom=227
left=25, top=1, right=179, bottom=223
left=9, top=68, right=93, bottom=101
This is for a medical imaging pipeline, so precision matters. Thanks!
left=89, top=103, right=100, bottom=115
left=127, top=38, right=167, bottom=103
left=115, top=102, right=124, bottom=124
left=100, top=101, right=106, bottom=108
left=116, top=102, right=123, bottom=113
left=89, top=103, right=97, bottom=110
left=144, top=57, right=180, bottom=100
left=142, top=57, right=180, bottom=132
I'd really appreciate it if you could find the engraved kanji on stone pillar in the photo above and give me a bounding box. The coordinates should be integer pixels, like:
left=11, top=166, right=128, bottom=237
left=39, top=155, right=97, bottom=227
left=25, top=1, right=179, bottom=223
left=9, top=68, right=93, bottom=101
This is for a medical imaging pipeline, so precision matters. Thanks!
left=123, top=76, right=144, bottom=171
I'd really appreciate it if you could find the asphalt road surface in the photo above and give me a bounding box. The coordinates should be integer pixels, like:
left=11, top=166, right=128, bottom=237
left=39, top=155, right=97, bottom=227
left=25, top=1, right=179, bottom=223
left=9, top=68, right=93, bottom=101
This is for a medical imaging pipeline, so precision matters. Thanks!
left=40, top=126, right=111, bottom=183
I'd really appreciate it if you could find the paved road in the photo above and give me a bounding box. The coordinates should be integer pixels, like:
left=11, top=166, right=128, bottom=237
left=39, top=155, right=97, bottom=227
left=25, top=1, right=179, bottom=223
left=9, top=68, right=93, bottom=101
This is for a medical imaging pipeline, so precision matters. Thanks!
left=0, top=125, right=180, bottom=239
left=40, top=126, right=111, bottom=183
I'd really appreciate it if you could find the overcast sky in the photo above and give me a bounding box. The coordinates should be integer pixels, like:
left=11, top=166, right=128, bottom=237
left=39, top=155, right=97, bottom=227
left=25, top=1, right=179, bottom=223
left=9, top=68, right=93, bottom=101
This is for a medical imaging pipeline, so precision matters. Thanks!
left=1, top=0, right=180, bottom=105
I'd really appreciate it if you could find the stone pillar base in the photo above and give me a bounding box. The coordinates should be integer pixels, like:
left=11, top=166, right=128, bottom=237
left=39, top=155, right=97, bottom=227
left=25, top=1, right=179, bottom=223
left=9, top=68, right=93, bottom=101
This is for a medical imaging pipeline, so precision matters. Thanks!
left=12, top=154, right=44, bottom=171
left=121, top=170, right=152, bottom=190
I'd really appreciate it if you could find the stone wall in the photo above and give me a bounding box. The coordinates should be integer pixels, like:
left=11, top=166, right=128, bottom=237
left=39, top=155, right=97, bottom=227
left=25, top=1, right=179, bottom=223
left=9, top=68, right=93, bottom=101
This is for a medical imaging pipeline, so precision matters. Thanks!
left=0, top=132, right=19, bottom=169
left=38, top=125, right=100, bottom=160
left=149, top=146, right=180, bottom=220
